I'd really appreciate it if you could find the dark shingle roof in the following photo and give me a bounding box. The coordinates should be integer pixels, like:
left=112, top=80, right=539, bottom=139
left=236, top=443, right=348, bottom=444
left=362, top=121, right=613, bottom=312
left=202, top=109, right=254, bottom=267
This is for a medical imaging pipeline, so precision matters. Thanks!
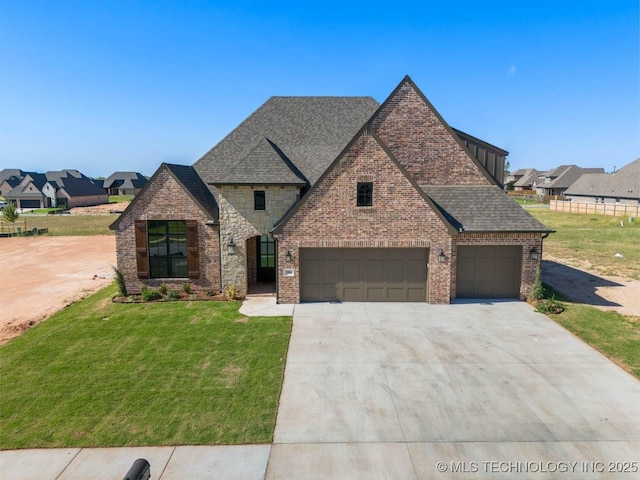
left=537, top=165, right=605, bottom=190
left=513, top=168, right=539, bottom=187
left=214, top=137, right=307, bottom=185
left=110, top=163, right=219, bottom=230
left=422, top=185, right=552, bottom=232
left=193, top=96, right=380, bottom=185
left=164, top=164, right=219, bottom=220
left=103, top=172, right=148, bottom=189
left=0, top=169, right=26, bottom=183
left=565, top=158, right=640, bottom=199
left=58, top=176, right=106, bottom=196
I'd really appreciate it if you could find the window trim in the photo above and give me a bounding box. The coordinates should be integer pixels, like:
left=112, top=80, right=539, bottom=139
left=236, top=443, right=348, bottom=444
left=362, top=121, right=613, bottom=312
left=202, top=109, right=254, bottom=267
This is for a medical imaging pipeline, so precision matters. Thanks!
left=254, top=190, right=266, bottom=210
left=357, top=182, right=373, bottom=207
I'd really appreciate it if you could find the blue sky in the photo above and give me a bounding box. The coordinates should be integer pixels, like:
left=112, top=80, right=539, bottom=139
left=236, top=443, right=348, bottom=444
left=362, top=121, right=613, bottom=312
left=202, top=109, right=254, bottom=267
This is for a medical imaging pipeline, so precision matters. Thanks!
left=1, top=0, right=638, bottom=178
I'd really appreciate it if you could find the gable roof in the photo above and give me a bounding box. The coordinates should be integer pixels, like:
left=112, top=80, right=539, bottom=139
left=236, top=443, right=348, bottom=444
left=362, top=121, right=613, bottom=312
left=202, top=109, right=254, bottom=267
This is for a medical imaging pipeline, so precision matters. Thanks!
left=213, top=137, right=308, bottom=186
left=422, top=185, right=553, bottom=232
left=513, top=168, right=539, bottom=187
left=271, top=124, right=458, bottom=235
left=5, top=173, right=48, bottom=198
left=536, top=165, right=605, bottom=190
left=110, top=163, right=219, bottom=230
left=370, top=75, right=498, bottom=186
left=565, top=158, right=640, bottom=199
left=0, top=169, right=26, bottom=184
left=193, top=96, right=380, bottom=186
left=57, top=176, right=106, bottom=197
left=273, top=76, right=546, bottom=236
left=103, top=172, right=148, bottom=189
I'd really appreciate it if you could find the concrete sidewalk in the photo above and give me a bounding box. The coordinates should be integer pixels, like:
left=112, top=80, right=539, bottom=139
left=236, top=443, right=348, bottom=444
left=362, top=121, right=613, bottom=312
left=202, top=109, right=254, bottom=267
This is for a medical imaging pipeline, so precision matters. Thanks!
left=0, top=446, right=271, bottom=480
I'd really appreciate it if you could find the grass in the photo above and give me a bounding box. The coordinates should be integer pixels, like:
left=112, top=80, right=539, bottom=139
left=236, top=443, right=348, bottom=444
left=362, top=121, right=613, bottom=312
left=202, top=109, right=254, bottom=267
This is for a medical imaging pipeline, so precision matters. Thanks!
left=0, top=285, right=292, bottom=449
left=109, top=195, right=134, bottom=203
left=528, top=209, right=640, bottom=279
left=16, top=215, right=115, bottom=236
left=540, top=284, right=640, bottom=379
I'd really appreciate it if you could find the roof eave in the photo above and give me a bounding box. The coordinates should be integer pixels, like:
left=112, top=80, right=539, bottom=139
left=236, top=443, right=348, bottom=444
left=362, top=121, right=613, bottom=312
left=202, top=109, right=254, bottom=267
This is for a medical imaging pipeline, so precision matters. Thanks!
left=458, top=228, right=556, bottom=234
left=211, top=182, right=307, bottom=187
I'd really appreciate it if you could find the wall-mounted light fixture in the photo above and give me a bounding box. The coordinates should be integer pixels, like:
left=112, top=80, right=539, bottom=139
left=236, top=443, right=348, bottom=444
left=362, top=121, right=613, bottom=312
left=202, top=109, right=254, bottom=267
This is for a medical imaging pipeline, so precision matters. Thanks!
left=530, top=247, right=539, bottom=260
left=438, top=250, right=447, bottom=263
left=227, top=238, right=236, bottom=255
left=285, top=250, right=292, bottom=263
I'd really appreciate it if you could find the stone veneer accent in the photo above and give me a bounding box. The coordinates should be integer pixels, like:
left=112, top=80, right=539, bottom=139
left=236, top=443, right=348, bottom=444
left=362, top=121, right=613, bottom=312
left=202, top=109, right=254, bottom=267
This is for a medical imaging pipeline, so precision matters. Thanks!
left=217, top=185, right=299, bottom=295
left=114, top=168, right=221, bottom=294
left=274, top=131, right=454, bottom=304
left=371, top=80, right=493, bottom=186
left=453, top=233, right=543, bottom=300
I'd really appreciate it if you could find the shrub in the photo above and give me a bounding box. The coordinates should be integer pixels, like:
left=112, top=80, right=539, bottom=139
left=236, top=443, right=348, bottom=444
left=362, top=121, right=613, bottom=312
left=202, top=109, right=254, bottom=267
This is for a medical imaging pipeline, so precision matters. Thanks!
left=528, top=267, right=544, bottom=302
left=168, top=290, right=180, bottom=301
left=1, top=201, right=19, bottom=223
left=182, top=282, right=193, bottom=294
left=112, top=266, right=128, bottom=297
left=141, top=286, right=162, bottom=302
left=535, top=295, right=564, bottom=314
left=159, top=283, right=168, bottom=295
left=224, top=284, right=238, bottom=300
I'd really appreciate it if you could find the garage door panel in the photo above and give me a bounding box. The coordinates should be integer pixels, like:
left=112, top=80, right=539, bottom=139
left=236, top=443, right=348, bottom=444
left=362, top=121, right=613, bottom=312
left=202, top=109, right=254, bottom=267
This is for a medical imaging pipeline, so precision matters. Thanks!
left=367, top=259, right=385, bottom=282
left=300, top=248, right=427, bottom=302
left=456, top=246, right=521, bottom=298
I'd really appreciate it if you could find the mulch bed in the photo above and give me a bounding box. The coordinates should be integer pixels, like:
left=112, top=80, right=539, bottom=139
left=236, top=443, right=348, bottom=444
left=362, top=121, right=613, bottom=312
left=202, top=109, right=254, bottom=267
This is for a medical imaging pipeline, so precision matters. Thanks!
left=112, top=291, right=238, bottom=304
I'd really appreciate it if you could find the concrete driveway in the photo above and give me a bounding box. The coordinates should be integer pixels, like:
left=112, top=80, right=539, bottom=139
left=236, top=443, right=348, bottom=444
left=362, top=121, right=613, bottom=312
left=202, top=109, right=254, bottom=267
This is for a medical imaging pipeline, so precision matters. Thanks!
left=268, top=301, right=640, bottom=479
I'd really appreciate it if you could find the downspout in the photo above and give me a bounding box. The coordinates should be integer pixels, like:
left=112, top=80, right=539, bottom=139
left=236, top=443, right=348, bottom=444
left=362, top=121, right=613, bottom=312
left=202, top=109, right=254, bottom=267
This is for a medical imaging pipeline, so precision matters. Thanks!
left=274, top=237, right=279, bottom=304
left=540, top=231, right=551, bottom=259
left=218, top=226, right=223, bottom=294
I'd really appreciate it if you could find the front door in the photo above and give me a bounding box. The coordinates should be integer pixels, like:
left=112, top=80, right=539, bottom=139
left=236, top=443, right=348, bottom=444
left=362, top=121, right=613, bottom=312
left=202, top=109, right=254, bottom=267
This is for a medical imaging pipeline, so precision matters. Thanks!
left=257, top=235, right=276, bottom=282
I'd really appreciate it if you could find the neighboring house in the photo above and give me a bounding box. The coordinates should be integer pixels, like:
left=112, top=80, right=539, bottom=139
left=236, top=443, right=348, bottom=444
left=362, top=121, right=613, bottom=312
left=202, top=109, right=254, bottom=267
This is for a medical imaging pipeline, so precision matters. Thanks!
left=564, top=158, right=640, bottom=205
left=533, top=165, right=605, bottom=197
left=0, top=169, right=26, bottom=197
left=5, top=169, right=108, bottom=208
left=4, top=173, right=48, bottom=209
left=512, top=168, right=539, bottom=191
left=103, top=172, right=148, bottom=196
left=111, top=76, right=552, bottom=304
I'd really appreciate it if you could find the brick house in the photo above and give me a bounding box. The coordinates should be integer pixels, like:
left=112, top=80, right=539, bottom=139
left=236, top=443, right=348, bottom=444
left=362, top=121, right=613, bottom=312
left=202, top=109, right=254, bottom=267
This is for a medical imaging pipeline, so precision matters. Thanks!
left=111, top=76, right=552, bottom=303
left=564, top=158, right=639, bottom=205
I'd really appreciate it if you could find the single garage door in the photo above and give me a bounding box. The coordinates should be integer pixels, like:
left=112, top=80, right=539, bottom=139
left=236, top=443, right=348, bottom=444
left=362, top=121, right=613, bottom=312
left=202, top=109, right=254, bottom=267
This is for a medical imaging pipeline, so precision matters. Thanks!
left=300, top=248, right=428, bottom=302
left=456, top=245, right=522, bottom=298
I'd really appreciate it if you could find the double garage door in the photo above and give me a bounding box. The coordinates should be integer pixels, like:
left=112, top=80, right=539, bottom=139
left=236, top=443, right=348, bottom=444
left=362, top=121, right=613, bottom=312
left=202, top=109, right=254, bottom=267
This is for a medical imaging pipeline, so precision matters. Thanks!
left=456, top=246, right=522, bottom=298
left=300, top=248, right=428, bottom=302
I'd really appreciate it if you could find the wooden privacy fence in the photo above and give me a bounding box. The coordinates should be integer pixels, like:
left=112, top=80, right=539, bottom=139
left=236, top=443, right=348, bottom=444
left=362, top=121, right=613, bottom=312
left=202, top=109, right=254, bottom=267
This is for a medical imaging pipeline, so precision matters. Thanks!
left=550, top=200, right=639, bottom=217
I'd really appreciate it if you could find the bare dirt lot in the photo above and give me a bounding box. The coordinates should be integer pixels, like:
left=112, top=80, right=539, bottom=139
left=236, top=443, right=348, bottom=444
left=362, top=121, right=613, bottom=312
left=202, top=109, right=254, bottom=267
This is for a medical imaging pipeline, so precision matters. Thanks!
left=542, top=254, right=640, bottom=317
left=0, top=236, right=115, bottom=344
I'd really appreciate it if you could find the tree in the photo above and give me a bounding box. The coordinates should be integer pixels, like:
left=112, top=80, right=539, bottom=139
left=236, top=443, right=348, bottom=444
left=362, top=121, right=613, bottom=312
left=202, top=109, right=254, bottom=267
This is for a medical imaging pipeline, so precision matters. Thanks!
left=1, top=201, right=19, bottom=223
left=504, top=159, right=511, bottom=177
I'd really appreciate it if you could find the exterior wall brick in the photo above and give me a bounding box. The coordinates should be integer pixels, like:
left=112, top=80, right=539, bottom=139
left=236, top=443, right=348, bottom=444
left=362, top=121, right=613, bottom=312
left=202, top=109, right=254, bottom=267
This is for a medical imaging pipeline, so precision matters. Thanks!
left=274, top=132, right=454, bottom=304
left=452, top=233, right=543, bottom=300
left=114, top=167, right=221, bottom=294
left=371, top=80, right=492, bottom=186
left=218, top=185, right=299, bottom=295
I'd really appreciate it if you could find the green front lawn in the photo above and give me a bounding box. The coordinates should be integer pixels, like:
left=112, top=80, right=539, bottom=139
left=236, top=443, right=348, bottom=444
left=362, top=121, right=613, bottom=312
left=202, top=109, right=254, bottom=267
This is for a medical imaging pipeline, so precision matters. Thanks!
left=541, top=285, right=640, bottom=379
left=0, top=286, right=292, bottom=449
